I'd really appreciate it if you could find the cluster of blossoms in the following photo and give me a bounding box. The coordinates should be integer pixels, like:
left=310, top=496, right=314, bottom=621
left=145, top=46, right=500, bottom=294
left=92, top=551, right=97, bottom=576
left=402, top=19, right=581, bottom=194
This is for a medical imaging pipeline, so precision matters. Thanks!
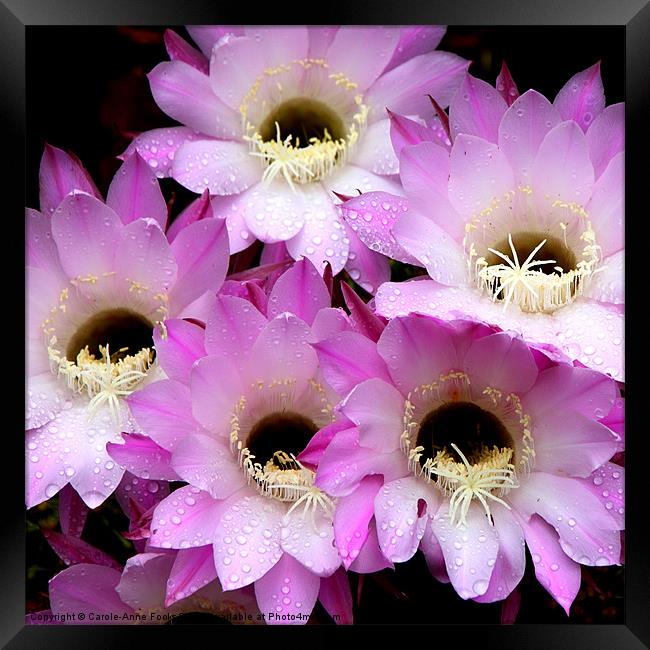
left=26, top=26, right=624, bottom=625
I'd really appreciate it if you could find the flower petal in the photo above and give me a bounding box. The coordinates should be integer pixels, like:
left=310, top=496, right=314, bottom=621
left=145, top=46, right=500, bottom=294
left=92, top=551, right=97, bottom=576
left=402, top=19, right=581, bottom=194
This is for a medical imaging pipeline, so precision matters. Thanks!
left=341, top=379, right=404, bottom=451
left=214, top=492, right=285, bottom=590
left=115, top=218, right=177, bottom=295
left=152, top=319, right=206, bottom=384
left=449, top=74, right=508, bottom=142
left=367, top=51, right=469, bottom=117
left=420, top=518, right=449, bottom=583
left=186, top=26, right=242, bottom=58
left=532, top=120, right=594, bottom=211
left=172, top=139, right=260, bottom=195
left=326, top=27, right=400, bottom=92
left=172, top=432, right=246, bottom=499
left=164, top=29, right=209, bottom=73
left=149, top=60, right=240, bottom=138
left=399, top=141, right=464, bottom=238
left=190, top=355, right=244, bottom=436
left=210, top=35, right=283, bottom=110
left=120, top=127, right=200, bottom=180
left=168, top=217, right=229, bottom=313
left=314, top=331, right=391, bottom=398
left=150, top=486, right=224, bottom=549
left=431, top=501, right=499, bottom=599
left=578, top=462, right=624, bottom=529
left=253, top=552, right=320, bottom=625
left=448, top=134, right=515, bottom=217
left=586, top=102, right=624, bottom=179
left=532, top=410, right=619, bottom=478
left=107, top=153, right=168, bottom=228
left=378, top=314, right=458, bottom=393
left=385, top=26, right=446, bottom=72
left=554, top=62, right=605, bottom=133
left=26, top=208, right=65, bottom=278
left=374, top=477, right=432, bottom=563
left=333, top=475, right=383, bottom=569
left=49, top=565, right=130, bottom=618
left=498, top=89, right=562, bottom=184
left=116, top=552, right=175, bottom=611
left=282, top=509, right=340, bottom=577
left=267, top=259, right=331, bottom=326
left=51, top=193, right=121, bottom=282
left=165, top=546, right=218, bottom=607
left=519, top=514, right=582, bottom=615
left=509, top=472, right=622, bottom=566
left=587, top=151, right=623, bottom=257
left=352, top=118, right=399, bottom=175
left=128, top=379, right=197, bottom=451
left=244, top=313, right=318, bottom=387
left=464, top=331, right=538, bottom=394
left=284, top=184, right=350, bottom=275
left=339, top=192, right=417, bottom=264
left=393, top=209, right=466, bottom=285
left=473, top=505, right=525, bottom=603
left=523, top=359, right=618, bottom=422
left=106, top=433, right=180, bottom=481
left=38, top=144, right=101, bottom=215
left=204, top=295, right=267, bottom=373
left=587, top=250, right=623, bottom=305
left=318, top=567, right=354, bottom=625
left=343, top=225, right=391, bottom=294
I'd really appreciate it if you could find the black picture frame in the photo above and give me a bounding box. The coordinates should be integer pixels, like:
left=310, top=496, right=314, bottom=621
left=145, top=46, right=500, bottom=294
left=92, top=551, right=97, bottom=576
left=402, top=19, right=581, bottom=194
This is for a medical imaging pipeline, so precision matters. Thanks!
left=4, top=0, right=647, bottom=647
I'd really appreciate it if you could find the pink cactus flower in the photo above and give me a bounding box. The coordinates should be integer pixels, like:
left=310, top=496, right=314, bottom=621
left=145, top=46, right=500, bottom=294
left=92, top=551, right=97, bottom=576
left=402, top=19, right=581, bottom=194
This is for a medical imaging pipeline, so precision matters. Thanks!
left=313, top=313, right=623, bottom=612
left=124, top=26, right=468, bottom=290
left=29, top=550, right=260, bottom=624
left=340, top=63, right=624, bottom=380
left=26, top=145, right=230, bottom=508
left=116, top=260, right=355, bottom=624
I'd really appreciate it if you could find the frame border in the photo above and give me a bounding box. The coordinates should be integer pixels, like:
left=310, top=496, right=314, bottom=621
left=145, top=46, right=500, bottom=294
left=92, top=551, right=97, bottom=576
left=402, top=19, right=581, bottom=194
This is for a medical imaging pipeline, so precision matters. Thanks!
left=5, top=1, right=648, bottom=647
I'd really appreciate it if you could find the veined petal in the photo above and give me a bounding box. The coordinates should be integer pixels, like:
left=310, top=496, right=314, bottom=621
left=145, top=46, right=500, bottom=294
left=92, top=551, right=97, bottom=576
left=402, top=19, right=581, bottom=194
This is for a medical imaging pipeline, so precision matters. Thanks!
left=172, top=433, right=246, bottom=499
left=106, top=153, right=168, bottom=228
left=168, top=217, right=229, bottom=314
left=152, top=318, right=206, bottom=385
left=172, top=139, right=261, bottom=195
left=374, top=477, right=432, bottom=563
left=39, top=144, right=101, bottom=216
left=586, top=103, right=624, bottom=179
left=149, top=486, right=225, bottom=549
left=431, top=501, right=499, bottom=600
left=214, top=492, right=285, bottom=590
left=498, top=89, right=562, bottom=184
left=554, top=62, right=605, bottom=133
left=253, top=553, right=320, bottom=625
left=367, top=51, right=469, bottom=118
left=333, top=475, right=383, bottom=568
left=148, top=60, right=240, bottom=138
left=243, top=313, right=318, bottom=387
left=449, top=74, right=508, bottom=142
left=267, top=259, right=331, bottom=326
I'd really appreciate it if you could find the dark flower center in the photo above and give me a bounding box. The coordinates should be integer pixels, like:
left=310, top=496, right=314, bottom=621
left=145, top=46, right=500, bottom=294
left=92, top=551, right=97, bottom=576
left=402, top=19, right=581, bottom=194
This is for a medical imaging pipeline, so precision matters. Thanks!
left=66, top=308, right=154, bottom=362
left=246, top=411, right=318, bottom=469
left=486, top=231, right=577, bottom=276
left=416, top=401, right=514, bottom=467
left=259, top=97, right=346, bottom=148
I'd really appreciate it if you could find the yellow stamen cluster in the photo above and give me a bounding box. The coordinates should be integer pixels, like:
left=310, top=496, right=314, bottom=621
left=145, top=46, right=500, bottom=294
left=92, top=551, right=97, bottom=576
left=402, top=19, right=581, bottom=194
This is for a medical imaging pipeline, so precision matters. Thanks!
left=463, top=187, right=602, bottom=313
left=240, top=58, right=369, bottom=189
left=48, top=343, right=153, bottom=423
left=228, top=379, right=335, bottom=526
left=401, top=372, right=535, bottom=528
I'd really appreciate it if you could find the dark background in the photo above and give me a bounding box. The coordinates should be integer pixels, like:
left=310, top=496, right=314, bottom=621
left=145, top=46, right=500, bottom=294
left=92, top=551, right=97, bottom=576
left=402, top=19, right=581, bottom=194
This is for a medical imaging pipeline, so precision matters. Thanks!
left=25, top=25, right=624, bottom=625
